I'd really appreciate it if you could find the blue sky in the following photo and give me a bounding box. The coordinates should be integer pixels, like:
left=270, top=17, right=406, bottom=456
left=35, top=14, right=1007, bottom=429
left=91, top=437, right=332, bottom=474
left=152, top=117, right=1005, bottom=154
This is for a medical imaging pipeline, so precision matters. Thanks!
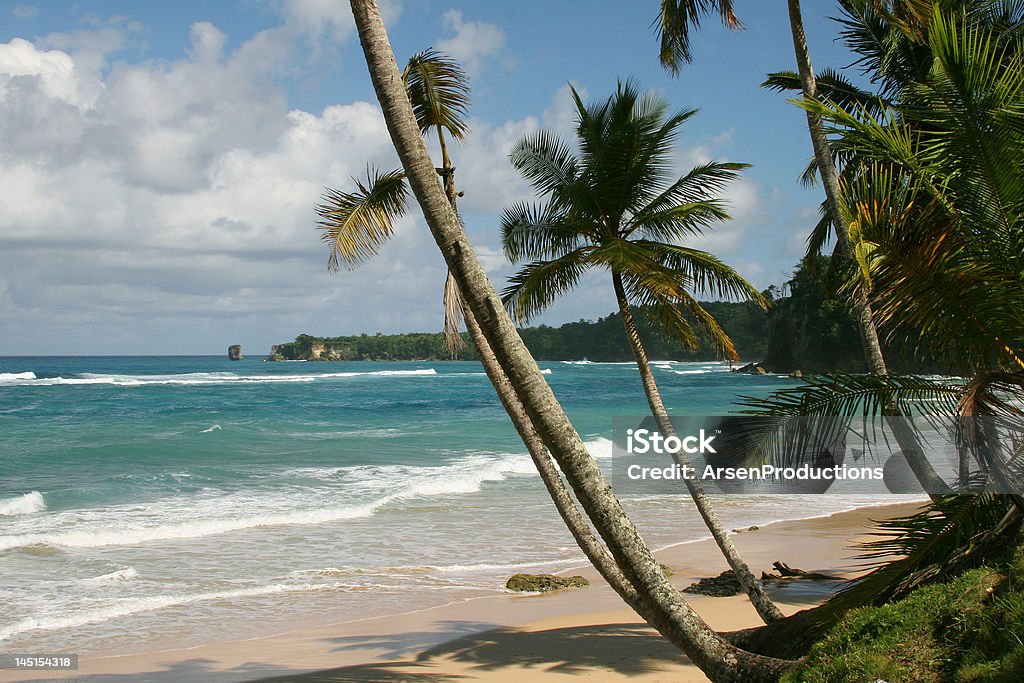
left=0, top=1, right=864, bottom=355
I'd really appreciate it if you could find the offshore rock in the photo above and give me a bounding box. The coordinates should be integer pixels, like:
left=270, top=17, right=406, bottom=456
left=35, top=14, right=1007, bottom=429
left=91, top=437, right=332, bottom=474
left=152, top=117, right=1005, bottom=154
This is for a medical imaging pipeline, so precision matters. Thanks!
left=505, top=573, right=589, bottom=593
left=227, top=345, right=243, bottom=361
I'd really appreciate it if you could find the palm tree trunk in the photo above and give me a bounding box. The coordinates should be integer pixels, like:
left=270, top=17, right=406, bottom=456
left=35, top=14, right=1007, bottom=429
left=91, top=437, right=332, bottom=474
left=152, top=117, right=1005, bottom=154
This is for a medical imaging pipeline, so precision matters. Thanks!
left=348, top=1, right=793, bottom=679
left=786, top=0, right=886, bottom=375
left=462, top=306, right=650, bottom=616
left=611, top=271, right=784, bottom=625
left=786, top=0, right=951, bottom=497
left=440, top=128, right=647, bottom=618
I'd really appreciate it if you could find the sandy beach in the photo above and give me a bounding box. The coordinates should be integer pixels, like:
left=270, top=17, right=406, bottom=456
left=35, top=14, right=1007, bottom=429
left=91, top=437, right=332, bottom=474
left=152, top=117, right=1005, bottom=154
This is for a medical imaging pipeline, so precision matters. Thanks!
left=0, top=501, right=923, bottom=683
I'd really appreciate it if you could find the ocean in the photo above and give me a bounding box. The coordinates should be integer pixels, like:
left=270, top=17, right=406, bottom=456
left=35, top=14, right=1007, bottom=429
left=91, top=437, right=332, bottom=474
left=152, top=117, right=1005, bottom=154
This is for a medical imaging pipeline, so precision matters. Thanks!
left=0, top=357, right=905, bottom=657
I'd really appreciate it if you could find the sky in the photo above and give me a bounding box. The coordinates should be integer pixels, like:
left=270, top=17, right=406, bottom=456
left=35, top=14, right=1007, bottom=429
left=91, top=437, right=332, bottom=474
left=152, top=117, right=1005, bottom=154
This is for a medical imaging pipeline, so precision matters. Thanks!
left=0, top=1, right=866, bottom=356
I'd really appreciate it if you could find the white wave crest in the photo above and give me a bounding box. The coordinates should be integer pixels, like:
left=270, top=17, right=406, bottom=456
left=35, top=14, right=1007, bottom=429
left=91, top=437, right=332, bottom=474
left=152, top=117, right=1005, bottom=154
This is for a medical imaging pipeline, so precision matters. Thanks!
left=3, top=368, right=438, bottom=387
left=0, top=582, right=341, bottom=641
left=80, top=567, right=138, bottom=585
left=0, top=453, right=540, bottom=552
left=0, top=492, right=45, bottom=516
left=200, top=424, right=222, bottom=433
left=0, top=501, right=380, bottom=551
left=0, top=371, right=36, bottom=382
left=584, top=437, right=614, bottom=459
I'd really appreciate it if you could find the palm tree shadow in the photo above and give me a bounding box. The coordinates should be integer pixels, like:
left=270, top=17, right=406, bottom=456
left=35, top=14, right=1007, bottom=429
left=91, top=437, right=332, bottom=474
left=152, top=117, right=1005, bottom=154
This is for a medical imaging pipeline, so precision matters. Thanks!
left=325, top=621, right=501, bottom=660
left=257, top=622, right=688, bottom=681
left=416, top=622, right=685, bottom=675
left=259, top=661, right=469, bottom=682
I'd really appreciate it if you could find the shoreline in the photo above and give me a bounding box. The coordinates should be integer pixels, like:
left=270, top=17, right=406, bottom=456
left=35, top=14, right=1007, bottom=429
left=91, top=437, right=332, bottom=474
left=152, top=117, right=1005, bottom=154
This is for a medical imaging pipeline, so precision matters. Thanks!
left=0, top=501, right=925, bottom=683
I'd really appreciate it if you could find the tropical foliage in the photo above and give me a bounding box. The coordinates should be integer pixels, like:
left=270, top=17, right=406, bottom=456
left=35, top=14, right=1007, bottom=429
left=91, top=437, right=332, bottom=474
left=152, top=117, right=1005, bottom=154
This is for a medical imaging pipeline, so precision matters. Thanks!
left=501, top=81, right=787, bottom=625
left=501, top=81, right=764, bottom=358
left=747, top=1, right=1024, bottom=608
left=272, top=301, right=771, bottom=362
left=316, top=48, right=470, bottom=354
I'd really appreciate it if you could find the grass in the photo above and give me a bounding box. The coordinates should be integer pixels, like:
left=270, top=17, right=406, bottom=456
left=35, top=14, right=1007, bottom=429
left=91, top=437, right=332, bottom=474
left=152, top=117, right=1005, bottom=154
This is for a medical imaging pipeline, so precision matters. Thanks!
left=784, top=549, right=1024, bottom=682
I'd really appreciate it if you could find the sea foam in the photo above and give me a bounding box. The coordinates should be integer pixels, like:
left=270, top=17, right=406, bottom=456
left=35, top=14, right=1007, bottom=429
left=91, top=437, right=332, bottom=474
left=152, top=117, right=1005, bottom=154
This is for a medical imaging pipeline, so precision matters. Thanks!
left=0, top=371, right=37, bottom=384
left=0, top=582, right=344, bottom=641
left=0, top=491, right=45, bottom=516
left=0, top=368, right=437, bottom=387
left=0, top=452, right=542, bottom=551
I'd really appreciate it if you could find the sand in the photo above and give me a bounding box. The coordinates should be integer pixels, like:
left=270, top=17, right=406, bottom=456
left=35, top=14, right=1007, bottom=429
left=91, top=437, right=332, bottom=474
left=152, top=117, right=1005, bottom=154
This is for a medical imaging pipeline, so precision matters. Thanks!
left=0, top=502, right=923, bottom=682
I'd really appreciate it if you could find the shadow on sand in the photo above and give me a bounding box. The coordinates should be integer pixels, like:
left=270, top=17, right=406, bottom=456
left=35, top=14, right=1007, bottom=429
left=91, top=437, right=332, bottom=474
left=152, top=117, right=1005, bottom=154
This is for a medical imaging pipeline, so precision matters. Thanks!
left=258, top=621, right=687, bottom=681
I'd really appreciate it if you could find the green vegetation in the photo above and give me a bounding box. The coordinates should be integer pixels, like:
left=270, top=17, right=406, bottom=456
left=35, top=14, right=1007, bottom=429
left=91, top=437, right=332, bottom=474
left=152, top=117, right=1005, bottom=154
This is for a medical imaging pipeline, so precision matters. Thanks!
left=786, top=553, right=1024, bottom=682
left=499, top=79, right=782, bottom=623
left=271, top=301, right=768, bottom=362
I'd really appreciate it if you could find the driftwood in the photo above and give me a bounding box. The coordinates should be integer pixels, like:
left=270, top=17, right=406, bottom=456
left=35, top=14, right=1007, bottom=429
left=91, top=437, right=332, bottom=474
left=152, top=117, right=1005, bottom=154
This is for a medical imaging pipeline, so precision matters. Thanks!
left=685, top=561, right=843, bottom=598
left=762, top=561, right=842, bottom=582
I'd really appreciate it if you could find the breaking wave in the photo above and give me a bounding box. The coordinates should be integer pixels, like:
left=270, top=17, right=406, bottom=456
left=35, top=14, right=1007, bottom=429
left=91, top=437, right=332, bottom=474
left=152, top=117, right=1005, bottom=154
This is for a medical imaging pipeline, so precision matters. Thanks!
left=0, top=491, right=45, bottom=516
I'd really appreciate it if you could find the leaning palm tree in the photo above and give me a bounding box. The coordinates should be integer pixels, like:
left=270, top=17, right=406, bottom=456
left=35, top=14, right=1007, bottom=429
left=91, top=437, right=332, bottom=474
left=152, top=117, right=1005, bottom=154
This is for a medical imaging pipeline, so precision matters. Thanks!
left=318, top=49, right=469, bottom=355
left=656, top=0, right=955, bottom=496
left=346, top=1, right=793, bottom=679
left=500, top=81, right=783, bottom=624
left=655, top=0, right=890, bottom=375
left=742, top=4, right=1024, bottom=605
left=316, top=48, right=650, bottom=622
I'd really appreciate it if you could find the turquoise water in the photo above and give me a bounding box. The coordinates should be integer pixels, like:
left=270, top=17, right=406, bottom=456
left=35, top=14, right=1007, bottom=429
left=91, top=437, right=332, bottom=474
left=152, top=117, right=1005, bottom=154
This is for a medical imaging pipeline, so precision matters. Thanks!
left=0, top=357, right=898, bottom=656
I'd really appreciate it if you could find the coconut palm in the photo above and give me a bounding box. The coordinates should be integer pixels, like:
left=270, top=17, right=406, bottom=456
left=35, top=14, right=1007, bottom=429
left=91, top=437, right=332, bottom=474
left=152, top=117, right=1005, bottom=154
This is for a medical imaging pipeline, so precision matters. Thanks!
left=655, top=0, right=890, bottom=375
left=346, top=1, right=793, bottom=679
left=743, top=3, right=1024, bottom=603
left=655, top=0, right=959, bottom=496
left=500, top=81, right=784, bottom=624
left=315, top=49, right=652, bottom=618
left=317, top=48, right=469, bottom=355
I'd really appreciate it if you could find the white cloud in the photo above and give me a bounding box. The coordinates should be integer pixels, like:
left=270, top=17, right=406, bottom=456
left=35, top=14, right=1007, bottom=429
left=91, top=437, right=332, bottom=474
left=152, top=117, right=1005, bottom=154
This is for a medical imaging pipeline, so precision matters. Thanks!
left=186, top=21, right=227, bottom=64
left=435, top=9, right=505, bottom=76
left=0, top=18, right=462, bottom=354
left=0, top=6, right=784, bottom=354
left=0, top=38, right=93, bottom=108
left=12, top=5, right=38, bottom=20
left=279, top=0, right=354, bottom=45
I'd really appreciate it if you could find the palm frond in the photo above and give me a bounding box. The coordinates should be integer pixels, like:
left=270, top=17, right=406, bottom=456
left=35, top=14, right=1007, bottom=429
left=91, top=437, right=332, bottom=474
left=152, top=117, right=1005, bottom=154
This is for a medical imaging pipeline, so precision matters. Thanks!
left=442, top=271, right=466, bottom=358
left=635, top=240, right=768, bottom=305
left=629, top=161, right=747, bottom=240
left=402, top=48, right=471, bottom=141
left=317, top=168, right=409, bottom=271
left=763, top=68, right=889, bottom=116
left=500, top=247, right=594, bottom=323
left=832, top=494, right=1020, bottom=608
left=508, top=129, right=580, bottom=199
left=500, top=201, right=585, bottom=262
left=738, top=373, right=963, bottom=419
left=655, top=0, right=742, bottom=74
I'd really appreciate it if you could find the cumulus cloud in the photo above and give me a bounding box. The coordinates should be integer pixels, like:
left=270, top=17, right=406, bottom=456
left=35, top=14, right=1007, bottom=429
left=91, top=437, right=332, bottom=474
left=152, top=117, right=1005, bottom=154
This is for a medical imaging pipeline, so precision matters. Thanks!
left=435, top=9, right=505, bottom=76
left=0, top=14, right=461, bottom=354
left=0, top=6, right=788, bottom=355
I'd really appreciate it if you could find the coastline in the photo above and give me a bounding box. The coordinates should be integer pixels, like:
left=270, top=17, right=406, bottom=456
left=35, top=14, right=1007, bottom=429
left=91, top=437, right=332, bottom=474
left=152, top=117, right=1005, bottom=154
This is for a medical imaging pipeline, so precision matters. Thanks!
left=0, top=501, right=924, bottom=683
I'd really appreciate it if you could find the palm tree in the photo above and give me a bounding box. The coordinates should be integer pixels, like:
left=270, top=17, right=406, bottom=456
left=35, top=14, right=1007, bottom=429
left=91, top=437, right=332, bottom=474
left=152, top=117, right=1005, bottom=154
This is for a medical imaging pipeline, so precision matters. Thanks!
left=655, top=0, right=890, bottom=374
left=316, top=48, right=650, bottom=621
left=317, top=49, right=468, bottom=355
left=346, top=1, right=793, bottom=679
left=655, top=0, right=954, bottom=496
left=500, top=82, right=783, bottom=624
left=742, top=3, right=1024, bottom=604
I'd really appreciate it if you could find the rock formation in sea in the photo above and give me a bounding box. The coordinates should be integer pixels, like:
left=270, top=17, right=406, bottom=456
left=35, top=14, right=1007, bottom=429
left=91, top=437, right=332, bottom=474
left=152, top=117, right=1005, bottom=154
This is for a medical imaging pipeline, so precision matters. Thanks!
left=228, top=345, right=243, bottom=361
